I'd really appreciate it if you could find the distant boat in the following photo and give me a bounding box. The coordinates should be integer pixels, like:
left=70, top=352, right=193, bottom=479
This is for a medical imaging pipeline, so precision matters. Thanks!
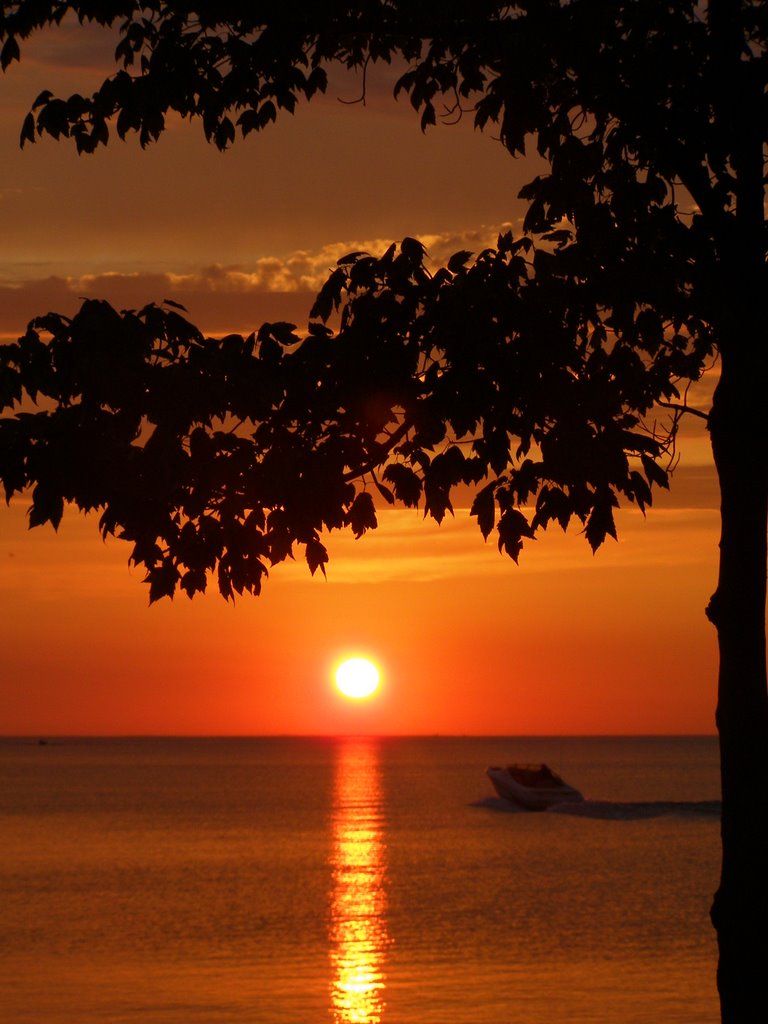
left=486, top=763, right=584, bottom=810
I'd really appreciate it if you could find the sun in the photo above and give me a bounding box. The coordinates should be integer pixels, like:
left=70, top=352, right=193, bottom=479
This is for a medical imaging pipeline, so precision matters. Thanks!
left=334, top=657, right=381, bottom=699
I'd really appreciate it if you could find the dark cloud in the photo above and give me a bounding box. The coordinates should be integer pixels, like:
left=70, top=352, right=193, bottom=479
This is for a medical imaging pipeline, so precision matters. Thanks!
left=0, top=225, right=517, bottom=337
left=0, top=273, right=315, bottom=339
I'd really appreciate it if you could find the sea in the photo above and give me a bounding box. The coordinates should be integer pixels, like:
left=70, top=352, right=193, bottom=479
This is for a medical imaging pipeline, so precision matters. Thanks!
left=0, top=736, right=721, bottom=1024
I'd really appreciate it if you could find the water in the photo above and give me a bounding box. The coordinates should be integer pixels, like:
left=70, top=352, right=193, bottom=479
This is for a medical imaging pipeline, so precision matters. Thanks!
left=0, top=736, right=721, bottom=1023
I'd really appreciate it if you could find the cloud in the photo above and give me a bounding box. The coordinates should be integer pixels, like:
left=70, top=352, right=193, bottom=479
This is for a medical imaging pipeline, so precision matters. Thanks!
left=276, top=503, right=720, bottom=586
left=0, top=223, right=519, bottom=338
left=10, top=17, right=120, bottom=76
left=161, top=224, right=517, bottom=295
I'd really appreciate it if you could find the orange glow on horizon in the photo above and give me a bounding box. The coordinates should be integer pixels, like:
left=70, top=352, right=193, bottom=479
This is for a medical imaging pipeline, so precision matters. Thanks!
left=0, top=494, right=720, bottom=735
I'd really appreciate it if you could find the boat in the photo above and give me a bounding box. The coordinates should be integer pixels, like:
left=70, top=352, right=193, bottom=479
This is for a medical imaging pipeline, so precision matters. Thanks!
left=486, top=763, right=584, bottom=810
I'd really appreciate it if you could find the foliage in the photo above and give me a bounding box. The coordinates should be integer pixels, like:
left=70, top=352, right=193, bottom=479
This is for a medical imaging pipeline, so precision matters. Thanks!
left=1, top=228, right=710, bottom=600
left=0, top=0, right=733, bottom=600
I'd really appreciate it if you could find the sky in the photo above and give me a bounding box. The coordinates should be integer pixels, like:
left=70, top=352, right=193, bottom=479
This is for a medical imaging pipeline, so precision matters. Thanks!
left=0, top=20, right=721, bottom=736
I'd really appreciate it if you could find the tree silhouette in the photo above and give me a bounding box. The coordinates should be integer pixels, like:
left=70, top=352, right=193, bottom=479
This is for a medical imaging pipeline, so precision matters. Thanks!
left=1, top=4, right=766, bottom=1020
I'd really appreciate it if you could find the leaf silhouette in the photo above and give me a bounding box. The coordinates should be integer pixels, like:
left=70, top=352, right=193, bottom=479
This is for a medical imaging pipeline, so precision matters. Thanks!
left=347, top=491, right=377, bottom=538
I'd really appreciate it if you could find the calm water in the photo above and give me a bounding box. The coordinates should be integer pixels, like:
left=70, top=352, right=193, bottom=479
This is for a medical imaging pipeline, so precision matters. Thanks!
left=0, top=736, right=721, bottom=1023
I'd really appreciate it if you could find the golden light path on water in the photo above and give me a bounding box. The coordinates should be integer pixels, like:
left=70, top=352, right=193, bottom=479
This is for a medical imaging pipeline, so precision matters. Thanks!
left=329, top=739, right=390, bottom=1023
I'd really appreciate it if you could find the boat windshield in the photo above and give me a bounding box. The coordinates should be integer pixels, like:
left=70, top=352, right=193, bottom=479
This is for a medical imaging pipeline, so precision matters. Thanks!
left=505, top=764, right=565, bottom=788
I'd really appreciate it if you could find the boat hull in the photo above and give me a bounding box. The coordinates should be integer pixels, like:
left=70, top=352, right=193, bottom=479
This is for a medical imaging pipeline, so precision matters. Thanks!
left=486, top=765, right=584, bottom=810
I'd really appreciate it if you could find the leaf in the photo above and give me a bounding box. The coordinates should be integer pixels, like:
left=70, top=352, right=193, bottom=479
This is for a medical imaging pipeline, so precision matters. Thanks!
left=424, top=480, right=453, bottom=524
left=258, top=335, right=281, bottom=365
left=266, top=515, right=294, bottom=565
left=401, top=236, right=426, bottom=264
left=19, top=112, right=36, bottom=147
left=541, top=227, right=573, bottom=249
left=497, top=509, right=534, bottom=563
left=237, top=108, right=261, bottom=136
left=382, top=463, right=422, bottom=507
left=267, top=321, right=300, bottom=346
left=337, top=251, right=368, bottom=266
left=420, top=102, right=436, bottom=131
left=305, top=537, right=329, bottom=577
left=28, top=487, right=64, bottom=531
left=347, top=491, right=377, bottom=538
left=533, top=486, right=572, bottom=532
left=216, top=563, right=233, bottom=602
left=258, top=100, right=277, bottom=128
left=476, top=428, right=511, bottom=476
left=641, top=454, right=669, bottom=489
left=306, top=66, right=327, bottom=96
left=32, top=90, right=53, bottom=110
left=470, top=484, right=496, bottom=539
left=0, top=365, right=22, bottom=410
left=147, top=561, right=179, bottom=604
left=180, top=568, right=207, bottom=598
left=447, top=250, right=473, bottom=273
left=374, top=478, right=395, bottom=505
left=628, top=470, right=652, bottom=513
left=309, top=267, right=346, bottom=322
left=0, top=35, right=20, bottom=71
left=635, top=308, right=664, bottom=351
left=427, top=446, right=466, bottom=488
left=585, top=495, right=618, bottom=552
left=214, top=116, right=236, bottom=150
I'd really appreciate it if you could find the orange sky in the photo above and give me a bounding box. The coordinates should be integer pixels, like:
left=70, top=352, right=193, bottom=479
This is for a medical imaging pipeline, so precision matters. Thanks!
left=0, top=21, right=720, bottom=736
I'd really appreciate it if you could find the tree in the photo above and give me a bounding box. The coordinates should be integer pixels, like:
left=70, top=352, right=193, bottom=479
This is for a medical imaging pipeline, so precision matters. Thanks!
left=1, top=3, right=766, bottom=1020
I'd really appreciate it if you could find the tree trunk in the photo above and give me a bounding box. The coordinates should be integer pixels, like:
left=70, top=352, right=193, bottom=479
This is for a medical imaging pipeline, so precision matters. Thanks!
left=707, top=333, right=768, bottom=1022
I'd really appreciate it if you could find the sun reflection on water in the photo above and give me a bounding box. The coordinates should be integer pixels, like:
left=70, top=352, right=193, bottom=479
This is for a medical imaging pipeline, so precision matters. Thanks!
left=329, top=738, right=390, bottom=1023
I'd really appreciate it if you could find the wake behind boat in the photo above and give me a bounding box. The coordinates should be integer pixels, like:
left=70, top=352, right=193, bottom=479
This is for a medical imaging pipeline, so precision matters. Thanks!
left=486, top=763, right=584, bottom=811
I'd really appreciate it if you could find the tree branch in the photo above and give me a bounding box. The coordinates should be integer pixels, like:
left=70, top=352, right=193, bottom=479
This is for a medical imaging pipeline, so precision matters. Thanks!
left=656, top=400, right=709, bottom=422
left=341, top=417, right=412, bottom=483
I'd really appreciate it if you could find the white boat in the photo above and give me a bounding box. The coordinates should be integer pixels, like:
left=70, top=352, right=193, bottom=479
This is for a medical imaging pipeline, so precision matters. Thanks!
left=486, top=763, right=584, bottom=810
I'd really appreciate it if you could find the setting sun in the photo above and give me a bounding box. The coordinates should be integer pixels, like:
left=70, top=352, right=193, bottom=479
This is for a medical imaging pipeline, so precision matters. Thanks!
left=334, top=658, right=381, bottom=699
